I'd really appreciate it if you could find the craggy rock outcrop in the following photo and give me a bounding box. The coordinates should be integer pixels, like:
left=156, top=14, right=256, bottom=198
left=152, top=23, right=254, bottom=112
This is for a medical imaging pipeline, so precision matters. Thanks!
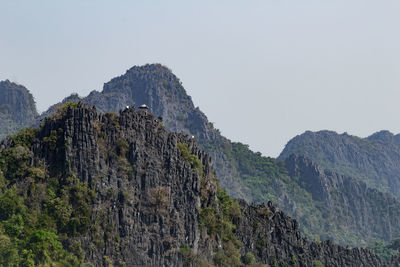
left=40, top=64, right=243, bottom=200
left=279, top=130, right=400, bottom=199
left=33, top=104, right=218, bottom=266
left=0, top=80, right=38, bottom=139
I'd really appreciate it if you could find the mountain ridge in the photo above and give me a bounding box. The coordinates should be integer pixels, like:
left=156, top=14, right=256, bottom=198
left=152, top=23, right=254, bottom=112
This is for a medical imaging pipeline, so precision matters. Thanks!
left=0, top=103, right=394, bottom=266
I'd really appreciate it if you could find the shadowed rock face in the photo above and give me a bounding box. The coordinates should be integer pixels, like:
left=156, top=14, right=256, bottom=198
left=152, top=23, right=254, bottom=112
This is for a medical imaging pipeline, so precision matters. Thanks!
left=1, top=104, right=395, bottom=266
left=0, top=80, right=38, bottom=139
left=284, top=154, right=400, bottom=244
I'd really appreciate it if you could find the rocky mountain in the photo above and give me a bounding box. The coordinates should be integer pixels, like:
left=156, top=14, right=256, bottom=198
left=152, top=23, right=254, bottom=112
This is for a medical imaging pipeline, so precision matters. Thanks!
left=39, top=64, right=243, bottom=201
left=278, top=130, right=400, bottom=199
left=2, top=64, right=400, bottom=251
left=0, top=103, right=395, bottom=266
left=0, top=80, right=38, bottom=139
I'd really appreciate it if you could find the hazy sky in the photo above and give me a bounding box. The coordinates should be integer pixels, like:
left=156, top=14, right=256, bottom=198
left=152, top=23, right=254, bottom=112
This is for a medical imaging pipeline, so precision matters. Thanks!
left=1, top=1, right=399, bottom=157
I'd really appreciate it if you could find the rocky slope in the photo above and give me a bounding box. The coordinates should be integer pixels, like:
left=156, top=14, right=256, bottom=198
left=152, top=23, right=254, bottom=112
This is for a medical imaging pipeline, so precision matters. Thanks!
left=278, top=130, right=400, bottom=199
left=0, top=103, right=395, bottom=266
left=0, top=80, right=38, bottom=139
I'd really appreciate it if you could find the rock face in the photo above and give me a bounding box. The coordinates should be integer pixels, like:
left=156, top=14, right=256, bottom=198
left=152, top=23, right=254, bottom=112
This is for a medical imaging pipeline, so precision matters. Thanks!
left=0, top=80, right=38, bottom=139
left=284, top=154, right=400, bottom=244
left=279, top=130, right=400, bottom=199
left=40, top=64, right=243, bottom=200
left=0, top=103, right=396, bottom=266
left=34, top=104, right=217, bottom=266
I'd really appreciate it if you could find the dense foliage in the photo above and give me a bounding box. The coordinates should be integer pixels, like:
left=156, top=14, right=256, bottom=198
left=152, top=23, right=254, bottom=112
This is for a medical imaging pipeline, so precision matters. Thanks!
left=368, top=239, right=400, bottom=262
left=0, top=127, right=94, bottom=266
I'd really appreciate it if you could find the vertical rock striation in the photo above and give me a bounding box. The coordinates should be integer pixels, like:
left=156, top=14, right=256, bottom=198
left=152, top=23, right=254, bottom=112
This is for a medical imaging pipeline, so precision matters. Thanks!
left=33, top=104, right=217, bottom=266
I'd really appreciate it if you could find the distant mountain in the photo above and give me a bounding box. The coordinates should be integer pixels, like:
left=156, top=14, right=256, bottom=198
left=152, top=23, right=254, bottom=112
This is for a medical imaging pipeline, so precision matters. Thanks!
left=279, top=130, right=400, bottom=198
left=227, top=142, right=400, bottom=247
left=0, top=80, right=38, bottom=139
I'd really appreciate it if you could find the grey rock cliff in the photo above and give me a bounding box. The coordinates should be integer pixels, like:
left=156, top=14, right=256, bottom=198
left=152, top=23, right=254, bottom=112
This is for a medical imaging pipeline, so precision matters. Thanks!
left=33, top=104, right=217, bottom=266
left=0, top=80, right=38, bottom=139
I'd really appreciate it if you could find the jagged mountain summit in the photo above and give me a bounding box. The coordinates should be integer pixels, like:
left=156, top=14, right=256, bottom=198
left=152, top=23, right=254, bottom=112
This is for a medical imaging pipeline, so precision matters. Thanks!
left=0, top=103, right=394, bottom=266
left=279, top=130, right=400, bottom=199
left=40, top=64, right=242, bottom=201
left=0, top=80, right=38, bottom=139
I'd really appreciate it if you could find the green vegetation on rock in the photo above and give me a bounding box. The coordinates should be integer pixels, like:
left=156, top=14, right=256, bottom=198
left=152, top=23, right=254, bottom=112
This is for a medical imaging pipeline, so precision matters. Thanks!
left=312, top=260, right=324, bottom=267
left=178, top=142, right=204, bottom=177
left=200, top=185, right=242, bottom=266
left=0, top=127, right=94, bottom=265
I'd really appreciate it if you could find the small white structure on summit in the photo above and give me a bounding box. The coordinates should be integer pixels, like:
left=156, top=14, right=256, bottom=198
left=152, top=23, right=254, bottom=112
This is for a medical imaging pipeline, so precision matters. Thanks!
left=139, top=104, right=149, bottom=114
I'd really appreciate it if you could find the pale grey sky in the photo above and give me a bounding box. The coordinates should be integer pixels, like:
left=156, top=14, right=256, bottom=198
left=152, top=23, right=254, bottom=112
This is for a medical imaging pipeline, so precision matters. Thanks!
left=1, top=0, right=399, bottom=157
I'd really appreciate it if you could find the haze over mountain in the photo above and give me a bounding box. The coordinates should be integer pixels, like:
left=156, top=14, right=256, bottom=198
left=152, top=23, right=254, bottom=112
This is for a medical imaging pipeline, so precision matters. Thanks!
left=2, top=1, right=400, bottom=266
left=2, top=1, right=400, bottom=157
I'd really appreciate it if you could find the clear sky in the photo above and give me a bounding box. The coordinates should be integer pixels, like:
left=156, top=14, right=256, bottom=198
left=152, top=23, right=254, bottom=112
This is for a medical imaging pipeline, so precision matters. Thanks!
left=1, top=0, right=399, bottom=157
